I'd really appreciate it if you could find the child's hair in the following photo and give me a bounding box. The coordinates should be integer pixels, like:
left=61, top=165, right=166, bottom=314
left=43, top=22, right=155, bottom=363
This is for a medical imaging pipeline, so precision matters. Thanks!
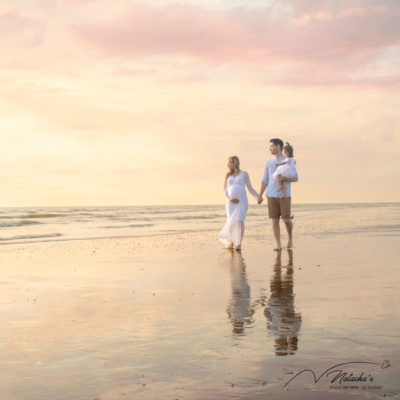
left=283, top=142, right=294, bottom=157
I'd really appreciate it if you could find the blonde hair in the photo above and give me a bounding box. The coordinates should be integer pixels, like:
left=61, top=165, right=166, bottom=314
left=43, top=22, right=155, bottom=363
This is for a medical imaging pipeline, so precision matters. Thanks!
left=225, top=156, right=240, bottom=183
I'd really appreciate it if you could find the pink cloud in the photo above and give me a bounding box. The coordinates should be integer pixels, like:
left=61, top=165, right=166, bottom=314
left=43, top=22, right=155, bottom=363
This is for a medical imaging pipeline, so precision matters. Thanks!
left=280, top=0, right=400, bottom=16
left=73, top=1, right=400, bottom=87
left=75, top=4, right=249, bottom=62
left=353, top=71, right=400, bottom=89
left=270, top=67, right=400, bottom=90
left=0, top=9, right=45, bottom=47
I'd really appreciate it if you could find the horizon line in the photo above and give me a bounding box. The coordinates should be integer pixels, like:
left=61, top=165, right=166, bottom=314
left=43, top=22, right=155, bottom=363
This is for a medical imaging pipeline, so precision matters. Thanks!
left=0, top=201, right=399, bottom=209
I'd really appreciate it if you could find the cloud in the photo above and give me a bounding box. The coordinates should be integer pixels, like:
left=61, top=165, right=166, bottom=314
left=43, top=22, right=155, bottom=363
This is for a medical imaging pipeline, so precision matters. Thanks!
left=279, top=0, right=400, bottom=16
left=0, top=9, right=45, bottom=47
left=73, top=2, right=400, bottom=63
left=75, top=4, right=248, bottom=63
left=72, top=1, right=400, bottom=87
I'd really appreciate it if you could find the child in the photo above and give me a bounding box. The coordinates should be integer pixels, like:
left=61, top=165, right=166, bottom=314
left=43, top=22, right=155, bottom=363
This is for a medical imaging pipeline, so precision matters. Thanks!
left=273, top=142, right=297, bottom=199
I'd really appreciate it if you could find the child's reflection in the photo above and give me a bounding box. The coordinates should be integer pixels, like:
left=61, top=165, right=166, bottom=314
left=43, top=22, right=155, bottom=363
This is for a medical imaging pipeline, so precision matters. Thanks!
left=264, top=249, right=302, bottom=355
left=225, top=250, right=256, bottom=337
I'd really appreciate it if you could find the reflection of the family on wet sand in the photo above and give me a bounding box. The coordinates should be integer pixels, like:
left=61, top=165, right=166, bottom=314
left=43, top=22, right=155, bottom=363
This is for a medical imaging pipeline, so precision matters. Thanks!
left=264, top=249, right=302, bottom=356
left=222, top=249, right=301, bottom=354
left=225, top=250, right=257, bottom=337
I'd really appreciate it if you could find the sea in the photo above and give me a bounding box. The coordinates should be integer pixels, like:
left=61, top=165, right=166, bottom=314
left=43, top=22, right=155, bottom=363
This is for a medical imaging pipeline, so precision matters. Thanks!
left=1, top=202, right=399, bottom=245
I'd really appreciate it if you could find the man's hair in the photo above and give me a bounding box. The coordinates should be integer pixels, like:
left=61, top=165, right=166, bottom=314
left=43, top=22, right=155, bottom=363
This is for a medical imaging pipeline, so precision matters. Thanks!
left=269, top=138, right=284, bottom=150
left=283, top=142, right=294, bottom=157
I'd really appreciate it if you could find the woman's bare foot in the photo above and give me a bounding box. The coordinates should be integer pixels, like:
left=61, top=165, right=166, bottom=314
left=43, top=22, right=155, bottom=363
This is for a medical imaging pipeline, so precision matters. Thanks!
left=226, top=243, right=233, bottom=249
left=287, top=239, right=293, bottom=249
left=274, top=246, right=282, bottom=251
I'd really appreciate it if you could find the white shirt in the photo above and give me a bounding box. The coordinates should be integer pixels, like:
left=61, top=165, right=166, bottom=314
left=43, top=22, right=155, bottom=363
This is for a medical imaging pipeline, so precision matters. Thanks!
left=262, top=155, right=298, bottom=198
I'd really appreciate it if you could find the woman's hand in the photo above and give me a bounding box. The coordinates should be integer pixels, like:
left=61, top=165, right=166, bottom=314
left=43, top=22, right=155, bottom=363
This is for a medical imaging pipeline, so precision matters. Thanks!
left=230, top=198, right=239, bottom=204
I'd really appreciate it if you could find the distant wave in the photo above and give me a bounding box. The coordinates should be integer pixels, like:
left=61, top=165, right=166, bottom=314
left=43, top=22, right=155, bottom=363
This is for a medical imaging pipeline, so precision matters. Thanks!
left=99, top=223, right=155, bottom=229
left=0, top=203, right=398, bottom=246
left=0, top=220, right=43, bottom=227
left=0, top=233, right=62, bottom=241
left=175, top=214, right=223, bottom=220
left=134, top=209, right=195, bottom=215
left=0, top=215, right=29, bottom=219
left=25, top=212, right=65, bottom=218
left=0, top=230, right=211, bottom=245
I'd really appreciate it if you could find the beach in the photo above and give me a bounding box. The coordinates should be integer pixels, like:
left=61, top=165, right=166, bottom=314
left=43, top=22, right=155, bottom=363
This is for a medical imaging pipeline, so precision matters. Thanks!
left=0, top=204, right=399, bottom=399
left=2, top=0, right=399, bottom=398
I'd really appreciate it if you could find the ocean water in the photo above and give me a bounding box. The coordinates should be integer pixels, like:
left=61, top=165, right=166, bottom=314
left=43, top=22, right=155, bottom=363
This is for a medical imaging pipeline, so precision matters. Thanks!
left=0, top=202, right=399, bottom=245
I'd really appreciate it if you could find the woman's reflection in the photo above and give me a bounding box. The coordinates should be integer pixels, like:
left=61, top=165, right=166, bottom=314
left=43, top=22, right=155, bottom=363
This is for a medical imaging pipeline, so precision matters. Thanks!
left=225, top=250, right=256, bottom=337
left=264, top=249, right=302, bottom=355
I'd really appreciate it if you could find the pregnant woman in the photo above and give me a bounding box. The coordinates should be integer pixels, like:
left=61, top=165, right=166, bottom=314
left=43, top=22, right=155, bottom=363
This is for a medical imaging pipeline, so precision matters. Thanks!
left=219, top=156, right=259, bottom=250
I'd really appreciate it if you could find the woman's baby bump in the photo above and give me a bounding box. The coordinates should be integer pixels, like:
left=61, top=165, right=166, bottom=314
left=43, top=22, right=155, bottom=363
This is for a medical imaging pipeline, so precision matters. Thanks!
left=228, top=183, right=245, bottom=199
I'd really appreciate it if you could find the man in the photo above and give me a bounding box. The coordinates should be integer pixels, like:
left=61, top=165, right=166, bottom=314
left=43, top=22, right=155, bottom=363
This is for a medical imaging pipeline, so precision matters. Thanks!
left=258, top=138, right=298, bottom=250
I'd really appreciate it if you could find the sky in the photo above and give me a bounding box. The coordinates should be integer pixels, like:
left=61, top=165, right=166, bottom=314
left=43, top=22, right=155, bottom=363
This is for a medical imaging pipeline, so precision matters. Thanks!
left=1, top=0, right=399, bottom=206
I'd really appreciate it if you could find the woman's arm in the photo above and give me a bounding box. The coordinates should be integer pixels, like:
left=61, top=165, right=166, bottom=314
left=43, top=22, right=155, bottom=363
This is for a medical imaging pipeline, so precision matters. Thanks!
left=258, top=182, right=266, bottom=204
left=244, top=171, right=260, bottom=201
left=224, top=181, right=229, bottom=199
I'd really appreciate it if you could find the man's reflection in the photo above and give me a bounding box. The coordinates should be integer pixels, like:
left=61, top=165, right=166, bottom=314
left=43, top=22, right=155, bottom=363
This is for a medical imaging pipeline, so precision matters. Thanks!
left=225, top=250, right=256, bottom=337
left=264, top=249, right=302, bottom=355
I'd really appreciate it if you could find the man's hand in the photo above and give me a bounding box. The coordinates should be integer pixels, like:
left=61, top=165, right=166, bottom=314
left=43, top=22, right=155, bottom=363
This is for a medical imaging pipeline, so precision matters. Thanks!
left=230, top=198, right=239, bottom=204
left=257, top=195, right=263, bottom=204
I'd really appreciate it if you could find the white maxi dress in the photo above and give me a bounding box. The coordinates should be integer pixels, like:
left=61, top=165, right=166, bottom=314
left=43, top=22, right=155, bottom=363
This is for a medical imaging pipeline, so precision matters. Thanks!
left=219, top=171, right=259, bottom=247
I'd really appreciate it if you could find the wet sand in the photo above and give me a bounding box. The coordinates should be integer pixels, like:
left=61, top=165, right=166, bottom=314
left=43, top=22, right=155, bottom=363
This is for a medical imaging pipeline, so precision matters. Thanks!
left=0, top=227, right=399, bottom=399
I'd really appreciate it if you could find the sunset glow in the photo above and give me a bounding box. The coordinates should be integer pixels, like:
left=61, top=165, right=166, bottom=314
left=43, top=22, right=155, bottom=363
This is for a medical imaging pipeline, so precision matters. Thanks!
left=1, top=0, right=399, bottom=206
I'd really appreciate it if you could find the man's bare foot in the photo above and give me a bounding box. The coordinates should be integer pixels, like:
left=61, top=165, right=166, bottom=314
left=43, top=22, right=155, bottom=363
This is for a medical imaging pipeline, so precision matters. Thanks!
left=274, top=246, right=282, bottom=251
left=287, top=239, right=293, bottom=249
